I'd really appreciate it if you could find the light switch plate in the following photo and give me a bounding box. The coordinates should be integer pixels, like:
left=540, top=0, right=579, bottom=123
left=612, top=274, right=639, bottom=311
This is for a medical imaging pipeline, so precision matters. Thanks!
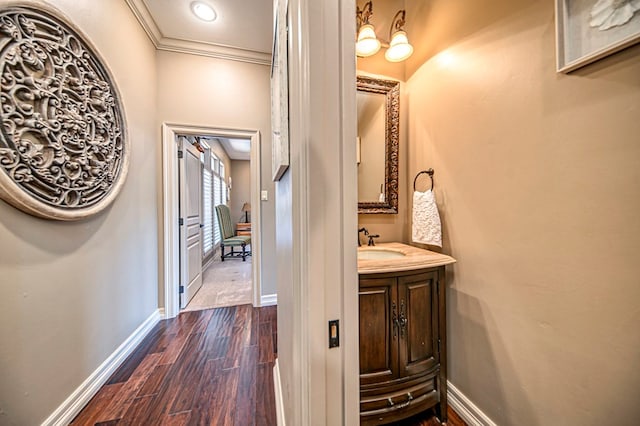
left=261, top=190, right=268, bottom=201
left=329, top=320, right=339, bottom=348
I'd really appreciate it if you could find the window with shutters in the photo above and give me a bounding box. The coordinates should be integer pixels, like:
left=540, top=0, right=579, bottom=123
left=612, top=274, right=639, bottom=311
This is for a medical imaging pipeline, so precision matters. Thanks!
left=220, top=162, right=226, bottom=203
left=211, top=153, right=226, bottom=246
left=202, top=167, right=213, bottom=256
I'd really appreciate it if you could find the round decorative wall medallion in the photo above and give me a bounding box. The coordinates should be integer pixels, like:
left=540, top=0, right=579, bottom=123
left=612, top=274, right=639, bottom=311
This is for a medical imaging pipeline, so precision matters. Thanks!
left=0, top=3, right=128, bottom=220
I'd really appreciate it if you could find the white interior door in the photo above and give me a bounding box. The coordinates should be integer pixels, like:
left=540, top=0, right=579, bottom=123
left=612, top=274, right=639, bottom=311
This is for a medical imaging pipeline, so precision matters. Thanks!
left=179, top=137, right=203, bottom=308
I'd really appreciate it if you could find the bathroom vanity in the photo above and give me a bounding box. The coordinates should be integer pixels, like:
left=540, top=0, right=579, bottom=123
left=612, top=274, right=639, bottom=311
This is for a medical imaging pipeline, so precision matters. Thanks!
left=358, top=243, right=455, bottom=425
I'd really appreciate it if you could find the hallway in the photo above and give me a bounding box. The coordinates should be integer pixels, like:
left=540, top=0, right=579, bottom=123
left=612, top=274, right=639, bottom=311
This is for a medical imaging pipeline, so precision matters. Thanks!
left=71, top=305, right=277, bottom=425
left=183, top=253, right=253, bottom=311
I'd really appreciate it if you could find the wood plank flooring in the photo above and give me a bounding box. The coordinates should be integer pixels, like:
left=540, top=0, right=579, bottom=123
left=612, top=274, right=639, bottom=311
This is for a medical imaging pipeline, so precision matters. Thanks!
left=397, top=405, right=467, bottom=426
left=72, top=305, right=276, bottom=426
left=72, top=304, right=465, bottom=426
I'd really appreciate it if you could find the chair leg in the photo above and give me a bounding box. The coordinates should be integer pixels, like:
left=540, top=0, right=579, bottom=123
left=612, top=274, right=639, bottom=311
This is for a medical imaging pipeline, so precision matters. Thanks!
left=242, top=243, right=246, bottom=261
left=220, top=244, right=225, bottom=261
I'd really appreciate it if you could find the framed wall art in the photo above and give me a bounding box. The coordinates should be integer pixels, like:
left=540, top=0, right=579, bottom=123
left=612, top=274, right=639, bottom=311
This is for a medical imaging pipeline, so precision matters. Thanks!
left=271, top=0, right=290, bottom=181
left=0, top=3, right=129, bottom=220
left=556, top=0, right=640, bottom=72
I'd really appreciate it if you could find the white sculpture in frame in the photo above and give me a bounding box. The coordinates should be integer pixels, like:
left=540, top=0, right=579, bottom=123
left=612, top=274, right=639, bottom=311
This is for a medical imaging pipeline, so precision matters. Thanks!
left=271, top=0, right=289, bottom=181
left=0, top=2, right=129, bottom=220
left=556, top=0, right=640, bottom=72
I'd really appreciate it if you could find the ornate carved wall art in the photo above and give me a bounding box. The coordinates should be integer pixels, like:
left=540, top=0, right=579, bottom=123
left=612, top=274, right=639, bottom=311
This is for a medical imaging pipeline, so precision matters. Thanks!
left=0, top=3, right=128, bottom=220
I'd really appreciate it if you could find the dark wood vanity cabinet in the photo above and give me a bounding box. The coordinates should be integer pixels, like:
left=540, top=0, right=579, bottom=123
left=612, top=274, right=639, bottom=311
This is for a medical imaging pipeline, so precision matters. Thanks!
left=359, top=267, right=447, bottom=425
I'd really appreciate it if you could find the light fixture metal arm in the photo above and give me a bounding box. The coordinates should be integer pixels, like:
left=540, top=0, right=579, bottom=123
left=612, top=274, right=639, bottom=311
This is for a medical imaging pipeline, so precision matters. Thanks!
left=356, top=1, right=374, bottom=28
left=389, top=9, right=407, bottom=40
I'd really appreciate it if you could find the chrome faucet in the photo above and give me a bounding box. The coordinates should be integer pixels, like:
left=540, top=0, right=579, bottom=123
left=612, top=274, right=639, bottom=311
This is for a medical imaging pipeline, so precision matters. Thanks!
left=358, top=227, right=368, bottom=247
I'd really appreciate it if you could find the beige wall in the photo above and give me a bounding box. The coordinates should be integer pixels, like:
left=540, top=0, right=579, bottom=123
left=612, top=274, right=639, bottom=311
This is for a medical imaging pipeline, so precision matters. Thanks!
left=404, top=0, right=534, bottom=80
left=0, top=1, right=158, bottom=424
left=155, top=51, right=277, bottom=296
left=407, top=1, right=640, bottom=424
left=230, top=160, right=251, bottom=224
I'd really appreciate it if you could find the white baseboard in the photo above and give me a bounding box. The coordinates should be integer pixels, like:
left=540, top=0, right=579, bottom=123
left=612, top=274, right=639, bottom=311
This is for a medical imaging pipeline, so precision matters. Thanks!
left=273, top=359, right=286, bottom=426
left=202, top=256, right=213, bottom=272
left=42, top=309, right=162, bottom=426
left=447, top=381, right=497, bottom=426
left=260, top=293, right=278, bottom=306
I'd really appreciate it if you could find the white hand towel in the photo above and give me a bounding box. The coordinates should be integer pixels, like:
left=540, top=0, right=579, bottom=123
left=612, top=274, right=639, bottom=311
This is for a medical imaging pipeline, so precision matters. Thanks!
left=412, top=190, right=442, bottom=247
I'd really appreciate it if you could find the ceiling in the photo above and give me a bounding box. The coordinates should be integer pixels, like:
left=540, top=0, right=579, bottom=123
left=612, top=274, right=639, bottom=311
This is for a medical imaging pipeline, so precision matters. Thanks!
left=125, top=0, right=273, bottom=65
left=213, top=138, right=251, bottom=161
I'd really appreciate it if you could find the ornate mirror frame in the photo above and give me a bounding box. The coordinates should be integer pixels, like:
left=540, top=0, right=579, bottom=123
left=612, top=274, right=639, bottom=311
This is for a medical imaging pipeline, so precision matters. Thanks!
left=357, top=76, right=399, bottom=214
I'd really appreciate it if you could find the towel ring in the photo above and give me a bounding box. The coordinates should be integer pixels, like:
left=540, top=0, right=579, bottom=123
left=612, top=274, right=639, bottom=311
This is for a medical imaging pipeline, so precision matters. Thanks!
left=413, top=169, right=434, bottom=191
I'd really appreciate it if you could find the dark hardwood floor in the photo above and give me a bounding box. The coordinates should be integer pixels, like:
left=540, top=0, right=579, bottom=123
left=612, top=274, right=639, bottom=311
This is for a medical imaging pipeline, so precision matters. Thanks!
left=72, top=305, right=277, bottom=426
left=72, top=304, right=465, bottom=426
left=396, top=406, right=467, bottom=426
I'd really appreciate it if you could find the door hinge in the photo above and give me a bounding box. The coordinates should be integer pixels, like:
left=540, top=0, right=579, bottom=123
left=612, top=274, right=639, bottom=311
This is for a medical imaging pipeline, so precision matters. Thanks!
left=179, top=218, right=184, bottom=226
left=177, top=150, right=184, bottom=159
left=179, top=285, right=185, bottom=294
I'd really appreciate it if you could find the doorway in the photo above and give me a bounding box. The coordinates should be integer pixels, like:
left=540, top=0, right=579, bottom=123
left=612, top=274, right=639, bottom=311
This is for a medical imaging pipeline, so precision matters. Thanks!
left=182, top=135, right=254, bottom=311
left=162, top=123, right=262, bottom=319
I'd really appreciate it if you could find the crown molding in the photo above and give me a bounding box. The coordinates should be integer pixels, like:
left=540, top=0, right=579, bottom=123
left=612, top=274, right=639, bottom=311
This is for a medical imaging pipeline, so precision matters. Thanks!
left=124, top=0, right=271, bottom=66
left=157, top=36, right=271, bottom=65
left=124, top=0, right=162, bottom=45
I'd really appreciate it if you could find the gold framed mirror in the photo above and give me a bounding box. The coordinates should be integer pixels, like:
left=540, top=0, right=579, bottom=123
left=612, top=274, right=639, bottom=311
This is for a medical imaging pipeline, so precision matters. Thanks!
left=357, top=75, right=399, bottom=214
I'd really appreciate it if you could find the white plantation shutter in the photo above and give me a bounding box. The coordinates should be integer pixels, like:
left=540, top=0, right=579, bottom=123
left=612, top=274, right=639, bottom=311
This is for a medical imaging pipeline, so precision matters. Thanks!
left=213, top=173, right=222, bottom=245
left=220, top=163, right=227, bottom=202
left=210, top=153, right=229, bottom=247
left=202, top=168, right=213, bottom=256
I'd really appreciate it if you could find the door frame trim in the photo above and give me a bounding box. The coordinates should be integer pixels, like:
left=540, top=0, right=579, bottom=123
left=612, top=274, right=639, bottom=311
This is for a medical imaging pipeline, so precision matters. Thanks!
left=283, top=0, right=359, bottom=423
left=162, top=122, right=262, bottom=318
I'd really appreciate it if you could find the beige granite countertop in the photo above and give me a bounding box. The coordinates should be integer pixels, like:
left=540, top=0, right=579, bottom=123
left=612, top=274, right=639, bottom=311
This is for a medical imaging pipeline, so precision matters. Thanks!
left=358, top=242, right=456, bottom=274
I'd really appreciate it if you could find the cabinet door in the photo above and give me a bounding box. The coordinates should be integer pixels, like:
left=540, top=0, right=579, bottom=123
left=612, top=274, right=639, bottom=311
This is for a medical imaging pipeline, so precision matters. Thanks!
left=398, top=271, right=439, bottom=377
left=359, top=277, right=399, bottom=386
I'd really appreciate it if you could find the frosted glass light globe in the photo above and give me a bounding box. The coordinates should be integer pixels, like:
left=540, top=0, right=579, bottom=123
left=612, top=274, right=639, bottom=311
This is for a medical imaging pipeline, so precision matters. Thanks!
left=385, top=31, right=413, bottom=62
left=356, top=25, right=381, bottom=57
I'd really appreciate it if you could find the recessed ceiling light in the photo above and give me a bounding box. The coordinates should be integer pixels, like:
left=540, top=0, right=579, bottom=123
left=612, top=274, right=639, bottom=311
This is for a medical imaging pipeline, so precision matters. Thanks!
left=229, top=139, right=251, bottom=153
left=191, top=1, right=217, bottom=22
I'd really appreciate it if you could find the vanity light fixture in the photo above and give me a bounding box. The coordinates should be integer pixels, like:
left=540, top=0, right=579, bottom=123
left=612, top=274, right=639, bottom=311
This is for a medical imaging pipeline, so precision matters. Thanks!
left=191, top=1, right=217, bottom=22
left=356, top=1, right=381, bottom=57
left=385, top=10, right=413, bottom=62
left=355, top=2, right=413, bottom=63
